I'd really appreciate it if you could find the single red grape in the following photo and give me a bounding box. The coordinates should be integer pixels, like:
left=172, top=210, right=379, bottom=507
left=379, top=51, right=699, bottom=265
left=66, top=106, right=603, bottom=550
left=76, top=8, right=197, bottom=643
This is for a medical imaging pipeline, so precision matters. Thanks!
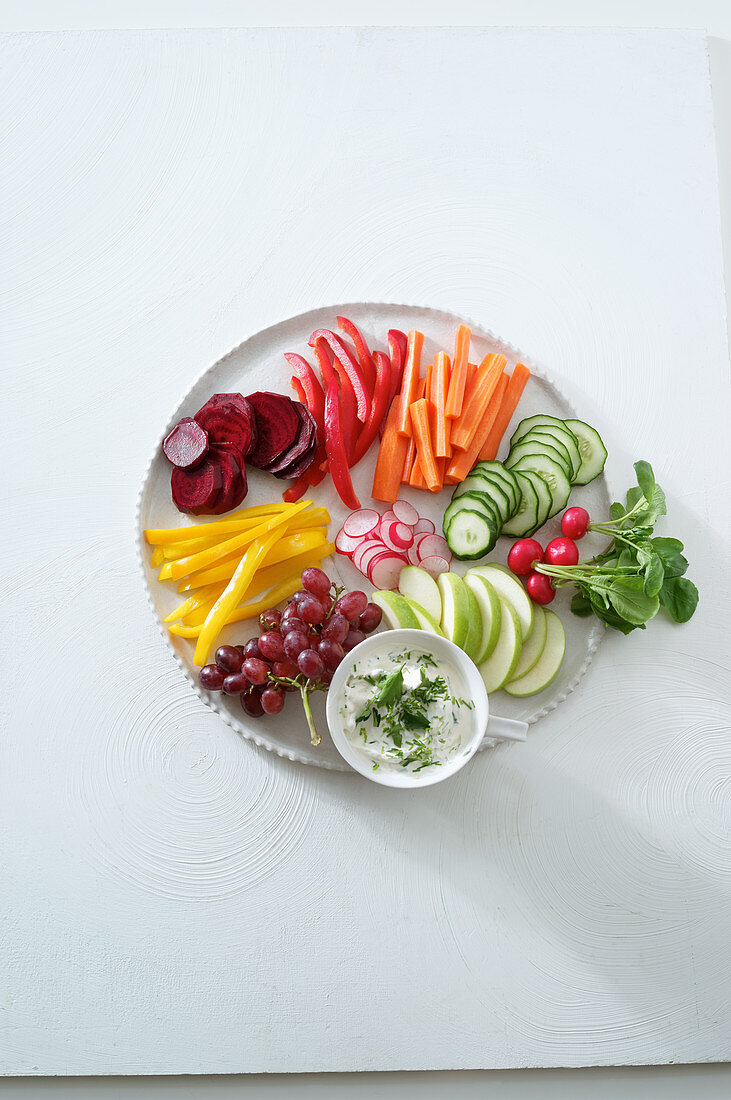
left=241, top=686, right=264, bottom=717
left=343, top=628, right=365, bottom=652
left=526, top=571, right=555, bottom=604
left=258, top=630, right=286, bottom=661
left=544, top=536, right=579, bottom=567
left=561, top=506, right=590, bottom=540
left=298, top=649, right=325, bottom=679
left=281, top=603, right=298, bottom=622
left=199, top=664, right=226, bottom=690
left=321, top=611, right=348, bottom=644
left=298, top=594, right=327, bottom=625
left=507, top=538, right=544, bottom=576
left=258, top=607, right=282, bottom=631
left=260, top=686, right=285, bottom=715
left=358, top=603, right=382, bottom=634
left=283, top=630, right=309, bottom=661
left=272, top=659, right=299, bottom=686
left=280, top=616, right=307, bottom=637
left=243, top=638, right=262, bottom=659
left=317, top=638, right=345, bottom=671
left=301, top=566, right=331, bottom=599
left=222, top=671, right=250, bottom=695
left=215, top=644, right=244, bottom=673
left=242, top=657, right=270, bottom=685
left=335, top=591, right=368, bottom=622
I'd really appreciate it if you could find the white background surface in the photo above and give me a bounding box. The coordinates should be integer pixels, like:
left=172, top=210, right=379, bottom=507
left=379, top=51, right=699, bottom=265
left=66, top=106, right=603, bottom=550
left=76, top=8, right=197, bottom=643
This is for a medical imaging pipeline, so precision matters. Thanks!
left=1, top=1, right=731, bottom=1097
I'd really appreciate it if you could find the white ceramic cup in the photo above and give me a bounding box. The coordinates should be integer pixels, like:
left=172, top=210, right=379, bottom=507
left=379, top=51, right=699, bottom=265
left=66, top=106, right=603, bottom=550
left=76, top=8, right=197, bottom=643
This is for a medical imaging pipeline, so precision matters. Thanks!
left=326, top=628, right=527, bottom=787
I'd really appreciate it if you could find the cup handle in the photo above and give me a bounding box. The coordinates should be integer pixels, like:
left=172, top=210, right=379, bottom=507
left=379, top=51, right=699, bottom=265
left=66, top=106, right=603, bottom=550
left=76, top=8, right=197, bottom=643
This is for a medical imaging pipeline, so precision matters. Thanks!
left=486, top=714, right=528, bottom=742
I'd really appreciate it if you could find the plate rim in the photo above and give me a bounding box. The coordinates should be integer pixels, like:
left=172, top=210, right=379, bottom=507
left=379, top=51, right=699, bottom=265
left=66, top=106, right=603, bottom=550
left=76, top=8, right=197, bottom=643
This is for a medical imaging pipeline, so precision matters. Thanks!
left=135, top=300, right=606, bottom=771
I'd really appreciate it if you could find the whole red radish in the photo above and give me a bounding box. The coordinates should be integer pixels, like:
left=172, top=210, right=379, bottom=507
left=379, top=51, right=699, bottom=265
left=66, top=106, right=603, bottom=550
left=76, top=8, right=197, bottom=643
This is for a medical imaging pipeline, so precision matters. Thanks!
left=526, top=571, right=555, bottom=605
left=544, top=537, right=579, bottom=567
left=508, top=538, right=544, bottom=576
left=561, top=507, right=590, bottom=539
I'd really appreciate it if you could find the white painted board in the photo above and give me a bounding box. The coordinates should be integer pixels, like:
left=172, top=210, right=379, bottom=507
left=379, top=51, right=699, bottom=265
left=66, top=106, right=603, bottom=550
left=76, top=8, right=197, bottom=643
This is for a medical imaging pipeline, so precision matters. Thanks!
left=0, top=27, right=729, bottom=1075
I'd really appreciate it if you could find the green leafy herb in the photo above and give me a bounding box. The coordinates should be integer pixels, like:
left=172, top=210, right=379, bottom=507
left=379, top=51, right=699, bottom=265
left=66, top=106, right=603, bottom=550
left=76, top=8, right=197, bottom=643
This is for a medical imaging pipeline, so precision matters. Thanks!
left=535, top=461, right=697, bottom=633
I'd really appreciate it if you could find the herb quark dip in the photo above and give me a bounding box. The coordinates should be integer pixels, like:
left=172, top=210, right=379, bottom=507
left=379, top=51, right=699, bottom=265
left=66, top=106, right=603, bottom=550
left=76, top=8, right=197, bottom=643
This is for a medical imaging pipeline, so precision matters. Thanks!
left=339, top=646, right=475, bottom=774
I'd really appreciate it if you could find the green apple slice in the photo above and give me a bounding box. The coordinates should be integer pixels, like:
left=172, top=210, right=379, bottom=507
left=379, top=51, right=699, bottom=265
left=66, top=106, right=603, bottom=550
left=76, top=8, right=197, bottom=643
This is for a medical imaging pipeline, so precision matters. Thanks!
left=507, top=604, right=547, bottom=682
left=464, top=573, right=502, bottom=663
left=462, top=583, right=483, bottom=661
left=437, top=572, right=471, bottom=649
left=477, top=597, right=522, bottom=693
left=398, top=565, right=442, bottom=622
left=371, top=590, right=419, bottom=629
left=467, top=563, right=533, bottom=641
left=405, top=599, right=445, bottom=636
left=504, top=609, right=565, bottom=696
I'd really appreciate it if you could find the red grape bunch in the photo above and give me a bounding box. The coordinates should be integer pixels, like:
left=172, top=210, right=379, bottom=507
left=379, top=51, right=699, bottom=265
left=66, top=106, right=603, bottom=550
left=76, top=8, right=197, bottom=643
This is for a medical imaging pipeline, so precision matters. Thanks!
left=197, top=566, right=382, bottom=745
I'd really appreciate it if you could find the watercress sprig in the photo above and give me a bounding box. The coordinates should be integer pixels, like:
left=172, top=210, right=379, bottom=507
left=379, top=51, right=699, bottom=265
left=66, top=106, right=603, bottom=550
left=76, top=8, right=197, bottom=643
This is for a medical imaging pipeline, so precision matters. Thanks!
left=534, top=461, right=698, bottom=633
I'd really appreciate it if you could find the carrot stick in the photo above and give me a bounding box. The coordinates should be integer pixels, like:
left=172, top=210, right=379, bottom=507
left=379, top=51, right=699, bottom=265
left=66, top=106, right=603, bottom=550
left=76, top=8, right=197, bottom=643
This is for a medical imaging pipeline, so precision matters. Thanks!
left=372, top=397, right=412, bottom=503
left=479, top=363, right=532, bottom=461
left=444, top=324, right=471, bottom=419
left=449, top=353, right=506, bottom=452
left=409, top=452, right=428, bottom=489
left=409, top=399, right=440, bottom=492
left=446, top=373, right=509, bottom=482
left=400, top=376, right=426, bottom=481
left=396, top=330, right=424, bottom=436
left=432, top=352, right=451, bottom=459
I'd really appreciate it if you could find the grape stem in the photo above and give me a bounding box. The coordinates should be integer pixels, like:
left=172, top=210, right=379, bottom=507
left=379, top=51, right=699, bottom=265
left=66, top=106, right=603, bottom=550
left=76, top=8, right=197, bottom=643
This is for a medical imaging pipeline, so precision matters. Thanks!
left=267, top=672, right=329, bottom=747
left=300, top=685, right=320, bottom=747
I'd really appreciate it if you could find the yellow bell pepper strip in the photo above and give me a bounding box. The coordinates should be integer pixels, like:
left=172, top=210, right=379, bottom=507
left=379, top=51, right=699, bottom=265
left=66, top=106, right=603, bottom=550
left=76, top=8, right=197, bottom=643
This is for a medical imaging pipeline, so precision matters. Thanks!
left=160, top=506, right=330, bottom=562
left=168, top=572, right=307, bottom=639
left=162, top=582, right=226, bottom=624
left=151, top=546, right=165, bottom=567
left=194, top=530, right=281, bottom=666
left=144, top=502, right=290, bottom=545
left=159, top=500, right=312, bottom=582
left=176, top=529, right=331, bottom=591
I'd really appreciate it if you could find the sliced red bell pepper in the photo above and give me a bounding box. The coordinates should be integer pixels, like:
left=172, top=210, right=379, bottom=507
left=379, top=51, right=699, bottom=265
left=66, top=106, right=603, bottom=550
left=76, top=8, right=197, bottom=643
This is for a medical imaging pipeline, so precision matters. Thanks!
left=324, top=376, right=360, bottom=510
left=285, top=353, right=325, bottom=442
left=336, top=316, right=376, bottom=394
left=351, top=350, right=392, bottom=466
left=312, top=336, right=358, bottom=464
left=308, top=328, right=370, bottom=423
left=385, top=329, right=407, bottom=430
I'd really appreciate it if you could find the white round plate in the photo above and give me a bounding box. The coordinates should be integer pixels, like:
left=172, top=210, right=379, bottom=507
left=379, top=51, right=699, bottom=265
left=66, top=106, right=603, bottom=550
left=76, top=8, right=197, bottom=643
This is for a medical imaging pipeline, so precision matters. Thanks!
left=137, top=303, right=609, bottom=771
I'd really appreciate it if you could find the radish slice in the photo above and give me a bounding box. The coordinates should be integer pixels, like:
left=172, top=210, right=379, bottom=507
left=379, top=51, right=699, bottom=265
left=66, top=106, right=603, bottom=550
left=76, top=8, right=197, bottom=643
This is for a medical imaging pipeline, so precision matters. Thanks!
left=392, top=500, right=419, bottom=527
left=419, top=554, right=451, bottom=578
left=412, top=518, right=435, bottom=536
left=335, top=529, right=362, bottom=555
left=353, top=538, right=385, bottom=574
left=382, top=520, right=414, bottom=551
left=343, top=508, right=381, bottom=538
left=407, top=541, right=424, bottom=566
left=368, top=552, right=408, bottom=591
left=355, top=542, right=389, bottom=577
left=416, top=534, right=451, bottom=562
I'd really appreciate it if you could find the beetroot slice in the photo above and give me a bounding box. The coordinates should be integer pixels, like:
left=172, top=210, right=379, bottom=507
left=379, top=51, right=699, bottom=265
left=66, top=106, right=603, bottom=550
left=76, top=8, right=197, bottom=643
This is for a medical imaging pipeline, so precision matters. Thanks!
left=273, top=437, right=318, bottom=480
left=246, top=391, right=301, bottom=468
left=207, top=442, right=248, bottom=514
left=171, top=458, right=223, bottom=515
left=194, top=395, right=257, bottom=458
left=163, top=417, right=209, bottom=469
left=264, top=403, right=317, bottom=476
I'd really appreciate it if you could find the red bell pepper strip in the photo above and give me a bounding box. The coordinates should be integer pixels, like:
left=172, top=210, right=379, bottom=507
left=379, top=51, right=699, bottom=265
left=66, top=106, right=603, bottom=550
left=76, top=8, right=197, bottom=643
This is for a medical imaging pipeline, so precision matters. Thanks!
left=336, top=316, right=376, bottom=394
left=308, top=329, right=369, bottom=423
left=385, top=329, right=407, bottom=430
left=324, top=376, right=360, bottom=510
left=285, top=353, right=325, bottom=443
left=313, top=337, right=358, bottom=465
left=282, top=477, right=309, bottom=503
left=351, top=351, right=392, bottom=466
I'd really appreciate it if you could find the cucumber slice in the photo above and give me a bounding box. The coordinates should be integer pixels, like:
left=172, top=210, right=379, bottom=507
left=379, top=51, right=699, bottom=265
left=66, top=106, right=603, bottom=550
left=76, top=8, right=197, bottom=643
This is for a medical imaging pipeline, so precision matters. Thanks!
left=453, top=475, right=511, bottom=525
left=472, top=461, right=521, bottom=513
left=444, top=506, right=499, bottom=560
left=507, top=604, right=547, bottom=680
left=504, top=608, right=565, bottom=696
left=444, top=492, right=501, bottom=534
left=519, top=469, right=553, bottom=531
left=510, top=414, right=574, bottom=450
left=507, top=453, right=571, bottom=519
left=501, top=472, right=539, bottom=537
left=477, top=597, right=522, bottom=693
left=563, top=418, right=608, bottom=485
left=521, top=423, right=581, bottom=480
left=518, top=429, right=574, bottom=477
left=506, top=438, right=573, bottom=479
